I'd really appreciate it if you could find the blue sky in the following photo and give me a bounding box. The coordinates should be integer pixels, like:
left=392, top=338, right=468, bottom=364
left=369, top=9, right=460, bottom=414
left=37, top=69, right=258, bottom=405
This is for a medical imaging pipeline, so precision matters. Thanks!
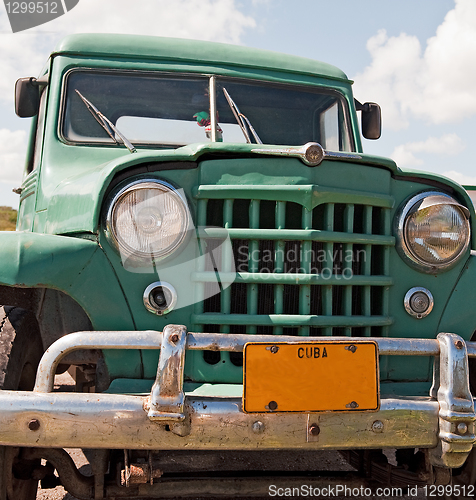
left=0, top=0, right=474, bottom=209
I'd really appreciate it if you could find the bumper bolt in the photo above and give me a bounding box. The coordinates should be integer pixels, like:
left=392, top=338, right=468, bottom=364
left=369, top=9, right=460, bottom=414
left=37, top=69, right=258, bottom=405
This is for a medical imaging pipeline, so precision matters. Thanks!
left=372, top=420, right=384, bottom=433
left=252, top=421, right=265, bottom=433
left=457, top=422, right=468, bottom=435
left=170, top=333, right=179, bottom=343
left=455, top=340, right=464, bottom=349
left=309, top=423, right=320, bottom=436
left=270, top=345, right=279, bottom=354
left=28, top=419, right=40, bottom=431
left=267, top=401, right=278, bottom=411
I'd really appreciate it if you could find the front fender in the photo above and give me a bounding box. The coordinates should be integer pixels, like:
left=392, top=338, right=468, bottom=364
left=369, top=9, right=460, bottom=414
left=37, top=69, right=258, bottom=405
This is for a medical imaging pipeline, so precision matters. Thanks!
left=438, top=251, right=476, bottom=340
left=0, top=231, right=134, bottom=331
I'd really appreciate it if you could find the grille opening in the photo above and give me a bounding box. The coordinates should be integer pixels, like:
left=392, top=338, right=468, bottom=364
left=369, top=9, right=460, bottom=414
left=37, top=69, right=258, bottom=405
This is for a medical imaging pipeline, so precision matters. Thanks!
left=352, top=286, right=363, bottom=316
left=259, top=240, right=275, bottom=272
left=283, top=327, right=299, bottom=336
left=203, top=350, right=221, bottom=365
left=284, top=241, right=301, bottom=273
left=333, top=327, right=346, bottom=336
left=333, top=204, right=346, bottom=233
left=230, top=283, right=247, bottom=315
left=257, top=326, right=274, bottom=335
left=372, top=207, right=383, bottom=235
left=258, top=284, right=274, bottom=315
left=206, top=199, right=224, bottom=227
left=352, top=244, right=366, bottom=275
left=229, top=352, right=243, bottom=366
left=233, top=199, right=250, bottom=228
left=310, top=241, right=325, bottom=274
left=203, top=286, right=221, bottom=313
left=259, top=200, right=276, bottom=229
left=285, top=202, right=303, bottom=229
left=332, top=242, right=344, bottom=275
left=332, top=286, right=345, bottom=316
left=312, top=204, right=326, bottom=230
left=371, top=287, right=384, bottom=316
left=371, top=245, right=385, bottom=275
left=310, top=285, right=323, bottom=315
left=371, top=326, right=384, bottom=337
left=283, top=285, right=300, bottom=315
left=353, top=205, right=364, bottom=234
left=352, top=326, right=365, bottom=337
left=233, top=239, right=249, bottom=273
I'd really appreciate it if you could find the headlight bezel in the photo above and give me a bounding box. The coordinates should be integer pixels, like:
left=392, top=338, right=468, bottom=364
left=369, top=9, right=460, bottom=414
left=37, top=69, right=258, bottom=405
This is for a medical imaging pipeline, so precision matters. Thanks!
left=103, top=177, right=191, bottom=263
left=396, top=190, right=471, bottom=273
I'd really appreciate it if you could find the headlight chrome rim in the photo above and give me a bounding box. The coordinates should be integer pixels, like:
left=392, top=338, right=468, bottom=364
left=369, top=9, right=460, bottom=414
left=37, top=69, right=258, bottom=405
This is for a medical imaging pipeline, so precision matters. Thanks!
left=104, top=177, right=190, bottom=262
left=397, top=191, right=470, bottom=273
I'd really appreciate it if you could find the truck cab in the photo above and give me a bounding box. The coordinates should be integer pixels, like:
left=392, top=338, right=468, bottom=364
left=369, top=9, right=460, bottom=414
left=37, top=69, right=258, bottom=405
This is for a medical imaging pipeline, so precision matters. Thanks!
left=2, top=34, right=476, bottom=499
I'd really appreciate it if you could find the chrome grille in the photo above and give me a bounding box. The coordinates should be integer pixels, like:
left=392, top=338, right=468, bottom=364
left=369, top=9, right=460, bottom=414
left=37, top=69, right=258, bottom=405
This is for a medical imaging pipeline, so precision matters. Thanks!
left=193, top=185, right=394, bottom=337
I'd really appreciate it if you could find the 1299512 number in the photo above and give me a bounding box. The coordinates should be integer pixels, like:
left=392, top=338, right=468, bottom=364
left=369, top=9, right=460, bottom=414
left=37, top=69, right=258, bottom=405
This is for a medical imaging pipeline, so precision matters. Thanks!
left=5, top=1, right=58, bottom=14
left=423, top=484, right=475, bottom=497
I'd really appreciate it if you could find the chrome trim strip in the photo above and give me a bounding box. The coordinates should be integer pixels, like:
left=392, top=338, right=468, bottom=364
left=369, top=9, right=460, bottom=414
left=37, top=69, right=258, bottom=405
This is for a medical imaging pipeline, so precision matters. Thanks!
left=251, top=142, right=361, bottom=166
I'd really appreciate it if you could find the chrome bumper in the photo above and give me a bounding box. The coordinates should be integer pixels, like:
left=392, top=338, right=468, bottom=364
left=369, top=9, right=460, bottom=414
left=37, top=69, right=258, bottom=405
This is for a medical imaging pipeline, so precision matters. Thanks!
left=0, top=327, right=475, bottom=469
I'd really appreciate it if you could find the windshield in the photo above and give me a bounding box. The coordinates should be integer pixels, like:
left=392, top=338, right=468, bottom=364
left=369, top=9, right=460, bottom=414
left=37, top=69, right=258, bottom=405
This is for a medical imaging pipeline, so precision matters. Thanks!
left=62, top=70, right=353, bottom=151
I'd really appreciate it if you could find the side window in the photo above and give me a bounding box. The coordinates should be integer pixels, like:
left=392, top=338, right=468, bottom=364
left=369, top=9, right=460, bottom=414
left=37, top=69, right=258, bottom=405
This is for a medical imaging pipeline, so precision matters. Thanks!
left=27, top=88, right=48, bottom=174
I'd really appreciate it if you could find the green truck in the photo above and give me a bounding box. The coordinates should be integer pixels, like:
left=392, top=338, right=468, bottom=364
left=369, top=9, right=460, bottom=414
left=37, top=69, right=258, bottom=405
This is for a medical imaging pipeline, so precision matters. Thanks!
left=2, top=34, right=476, bottom=498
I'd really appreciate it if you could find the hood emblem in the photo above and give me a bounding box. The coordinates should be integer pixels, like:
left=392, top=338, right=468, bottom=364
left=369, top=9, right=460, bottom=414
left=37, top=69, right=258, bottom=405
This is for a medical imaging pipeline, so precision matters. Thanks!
left=251, top=142, right=361, bottom=167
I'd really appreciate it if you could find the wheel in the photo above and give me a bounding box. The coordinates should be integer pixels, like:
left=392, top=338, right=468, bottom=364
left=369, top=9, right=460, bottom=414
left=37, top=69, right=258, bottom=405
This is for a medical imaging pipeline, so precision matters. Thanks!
left=0, top=306, right=43, bottom=500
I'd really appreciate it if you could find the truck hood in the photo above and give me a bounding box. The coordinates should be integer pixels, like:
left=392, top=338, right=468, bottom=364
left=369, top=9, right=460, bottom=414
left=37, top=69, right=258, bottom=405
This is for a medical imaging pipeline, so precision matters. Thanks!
left=44, top=142, right=472, bottom=235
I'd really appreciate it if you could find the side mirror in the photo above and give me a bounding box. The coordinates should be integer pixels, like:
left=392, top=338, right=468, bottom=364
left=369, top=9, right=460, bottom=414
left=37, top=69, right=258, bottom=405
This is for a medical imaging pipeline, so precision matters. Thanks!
left=355, top=100, right=381, bottom=140
left=15, top=77, right=40, bottom=117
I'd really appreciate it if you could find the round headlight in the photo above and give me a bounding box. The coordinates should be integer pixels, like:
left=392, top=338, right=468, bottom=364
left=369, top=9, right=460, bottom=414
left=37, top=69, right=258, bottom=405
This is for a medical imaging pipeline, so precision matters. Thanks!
left=105, top=179, right=189, bottom=261
left=398, top=191, right=470, bottom=271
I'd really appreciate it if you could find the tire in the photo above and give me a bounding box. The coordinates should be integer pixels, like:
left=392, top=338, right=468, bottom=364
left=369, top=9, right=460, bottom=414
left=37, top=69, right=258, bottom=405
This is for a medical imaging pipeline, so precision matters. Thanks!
left=0, top=306, right=43, bottom=500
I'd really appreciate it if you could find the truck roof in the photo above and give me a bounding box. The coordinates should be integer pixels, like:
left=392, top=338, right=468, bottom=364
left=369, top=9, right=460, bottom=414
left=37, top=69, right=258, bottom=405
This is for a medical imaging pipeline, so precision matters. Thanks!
left=53, top=34, right=351, bottom=83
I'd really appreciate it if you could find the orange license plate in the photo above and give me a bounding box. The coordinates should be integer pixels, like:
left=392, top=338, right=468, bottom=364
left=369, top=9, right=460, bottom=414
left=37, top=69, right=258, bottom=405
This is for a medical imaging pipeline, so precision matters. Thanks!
left=243, top=341, right=379, bottom=413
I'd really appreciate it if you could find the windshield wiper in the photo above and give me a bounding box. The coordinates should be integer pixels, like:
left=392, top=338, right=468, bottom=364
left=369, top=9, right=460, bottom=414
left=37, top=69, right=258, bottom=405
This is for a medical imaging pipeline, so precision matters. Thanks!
left=222, top=87, right=262, bottom=144
left=75, top=90, right=136, bottom=153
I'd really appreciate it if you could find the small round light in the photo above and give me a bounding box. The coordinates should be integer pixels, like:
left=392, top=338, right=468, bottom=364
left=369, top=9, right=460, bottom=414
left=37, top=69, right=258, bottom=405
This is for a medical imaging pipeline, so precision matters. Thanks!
left=404, top=287, right=434, bottom=319
left=398, top=192, right=470, bottom=272
left=105, top=179, right=189, bottom=261
left=143, top=282, right=177, bottom=315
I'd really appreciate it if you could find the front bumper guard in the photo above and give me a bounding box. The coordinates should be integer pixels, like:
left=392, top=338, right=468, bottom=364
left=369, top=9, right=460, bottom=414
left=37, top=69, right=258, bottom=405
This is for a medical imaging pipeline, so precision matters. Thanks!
left=0, top=327, right=475, bottom=469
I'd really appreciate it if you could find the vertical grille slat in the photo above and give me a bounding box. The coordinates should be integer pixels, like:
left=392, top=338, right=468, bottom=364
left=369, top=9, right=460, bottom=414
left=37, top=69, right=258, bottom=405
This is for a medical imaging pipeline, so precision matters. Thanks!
left=299, top=207, right=313, bottom=336
left=274, top=201, right=286, bottom=335
left=196, top=185, right=394, bottom=339
left=247, top=200, right=260, bottom=334
left=322, top=204, right=334, bottom=336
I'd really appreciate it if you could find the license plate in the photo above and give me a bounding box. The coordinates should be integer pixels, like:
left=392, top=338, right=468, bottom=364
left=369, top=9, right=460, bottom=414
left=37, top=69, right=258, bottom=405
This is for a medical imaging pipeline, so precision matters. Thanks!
left=243, top=341, right=379, bottom=413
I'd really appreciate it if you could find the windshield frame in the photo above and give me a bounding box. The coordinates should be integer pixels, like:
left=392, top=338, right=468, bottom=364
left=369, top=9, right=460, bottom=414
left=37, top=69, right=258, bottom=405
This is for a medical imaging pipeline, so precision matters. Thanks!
left=59, top=67, right=356, bottom=152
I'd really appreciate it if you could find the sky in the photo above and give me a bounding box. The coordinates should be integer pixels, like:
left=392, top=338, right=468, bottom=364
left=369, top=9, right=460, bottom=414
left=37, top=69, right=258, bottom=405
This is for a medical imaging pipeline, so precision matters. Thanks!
left=0, top=0, right=475, bottom=209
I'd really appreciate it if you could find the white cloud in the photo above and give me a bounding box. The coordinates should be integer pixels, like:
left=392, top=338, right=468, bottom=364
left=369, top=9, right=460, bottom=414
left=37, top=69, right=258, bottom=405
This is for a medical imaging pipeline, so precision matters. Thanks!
left=442, top=170, right=476, bottom=187
left=391, top=133, right=465, bottom=167
left=0, top=0, right=256, bottom=103
left=353, top=0, right=476, bottom=129
left=0, top=128, right=26, bottom=183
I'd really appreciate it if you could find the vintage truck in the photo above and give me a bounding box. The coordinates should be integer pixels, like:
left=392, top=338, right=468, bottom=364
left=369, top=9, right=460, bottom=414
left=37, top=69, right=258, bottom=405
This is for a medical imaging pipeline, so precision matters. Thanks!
left=2, top=33, right=476, bottom=499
